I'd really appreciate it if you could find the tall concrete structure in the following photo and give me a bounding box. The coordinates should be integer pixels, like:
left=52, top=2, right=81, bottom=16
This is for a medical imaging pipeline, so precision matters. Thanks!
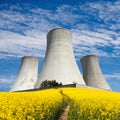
left=10, top=56, right=39, bottom=91
left=35, top=28, right=85, bottom=88
left=80, top=55, right=111, bottom=90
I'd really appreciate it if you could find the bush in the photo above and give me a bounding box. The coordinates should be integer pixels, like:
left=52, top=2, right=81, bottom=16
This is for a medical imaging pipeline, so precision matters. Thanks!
left=40, top=80, right=62, bottom=88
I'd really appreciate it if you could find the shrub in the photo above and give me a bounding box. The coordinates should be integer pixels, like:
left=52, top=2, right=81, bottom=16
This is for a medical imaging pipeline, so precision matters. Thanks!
left=40, top=80, right=62, bottom=88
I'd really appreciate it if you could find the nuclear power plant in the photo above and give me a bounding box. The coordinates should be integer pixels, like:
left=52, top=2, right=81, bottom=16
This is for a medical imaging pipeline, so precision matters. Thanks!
left=81, top=55, right=111, bottom=90
left=10, top=56, right=39, bottom=91
left=10, top=28, right=111, bottom=91
left=34, top=28, right=86, bottom=88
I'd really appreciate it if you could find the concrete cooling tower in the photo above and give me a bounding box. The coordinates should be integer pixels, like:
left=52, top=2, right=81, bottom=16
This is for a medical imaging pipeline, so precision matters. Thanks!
left=35, top=28, right=85, bottom=88
left=10, top=56, right=39, bottom=91
left=80, top=55, right=111, bottom=90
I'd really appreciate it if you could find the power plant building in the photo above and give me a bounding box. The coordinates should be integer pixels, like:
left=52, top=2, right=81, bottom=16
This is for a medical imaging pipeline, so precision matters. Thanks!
left=80, top=55, right=111, bottom=90
left=10, top=56, right=39, bottom=91
left=34, top=28, right=86, bottom=88
left=10, top=28, right=112, bottom=91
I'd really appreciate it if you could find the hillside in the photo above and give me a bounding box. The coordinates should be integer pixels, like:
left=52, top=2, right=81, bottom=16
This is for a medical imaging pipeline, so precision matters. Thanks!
left=0, top=88, right=120, bottom=120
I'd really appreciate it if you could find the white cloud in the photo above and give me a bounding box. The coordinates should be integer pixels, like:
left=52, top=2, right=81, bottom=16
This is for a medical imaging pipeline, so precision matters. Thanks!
left=0, top=77, right=14, bottom=84
left=0, top=30, right=46, bottom=58
left=72, top=29, right=112, bottom=45
left=104, top=73, right=120, bottom=92
left=0, top=75, right=15, bottom=91
left=0, top=1, right=120, bottom=60
left=105, top=73, right=120, bottom=80
left=88, top=1, right=120, bottom=24
left=71, top=28, right=120, bottom=59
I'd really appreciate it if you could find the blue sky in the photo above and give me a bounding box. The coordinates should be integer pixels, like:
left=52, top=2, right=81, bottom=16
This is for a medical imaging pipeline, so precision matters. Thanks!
left=0, top=0, right=120, bottom=92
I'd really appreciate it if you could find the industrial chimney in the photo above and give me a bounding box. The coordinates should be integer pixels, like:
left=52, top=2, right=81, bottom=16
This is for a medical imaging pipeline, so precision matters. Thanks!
left=35, top=28, right=85, bottom=88
left=10, top=56, right=39, bottom=91
left=80, top=55, right=111, bottom=90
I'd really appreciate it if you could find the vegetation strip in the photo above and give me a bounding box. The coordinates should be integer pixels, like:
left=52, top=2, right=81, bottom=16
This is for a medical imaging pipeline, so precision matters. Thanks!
left=58, top=104, right=70, bottom=120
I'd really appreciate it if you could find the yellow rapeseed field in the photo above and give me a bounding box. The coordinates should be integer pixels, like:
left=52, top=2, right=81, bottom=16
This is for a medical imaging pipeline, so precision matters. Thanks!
left=61, top=88, right=120, bottom=120
left=0, top=89, right=67, bottom=120
left=0, top=88, right=120, bottom=120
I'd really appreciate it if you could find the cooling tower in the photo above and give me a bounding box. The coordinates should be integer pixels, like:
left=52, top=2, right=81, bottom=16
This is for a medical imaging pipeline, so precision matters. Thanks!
left=80, top=55, right=111, bottom=90
left=10, top=56, right=39, bottom=91
left=35, top=28, right=85, bottom=88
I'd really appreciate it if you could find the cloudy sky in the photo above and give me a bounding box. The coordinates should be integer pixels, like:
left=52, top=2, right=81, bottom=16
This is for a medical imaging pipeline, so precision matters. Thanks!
left=0, top=0, right=120, bottom=92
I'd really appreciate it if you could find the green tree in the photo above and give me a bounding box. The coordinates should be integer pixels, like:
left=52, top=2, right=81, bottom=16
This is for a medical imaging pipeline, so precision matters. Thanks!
left=40, top=80, right=62, bottom=88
